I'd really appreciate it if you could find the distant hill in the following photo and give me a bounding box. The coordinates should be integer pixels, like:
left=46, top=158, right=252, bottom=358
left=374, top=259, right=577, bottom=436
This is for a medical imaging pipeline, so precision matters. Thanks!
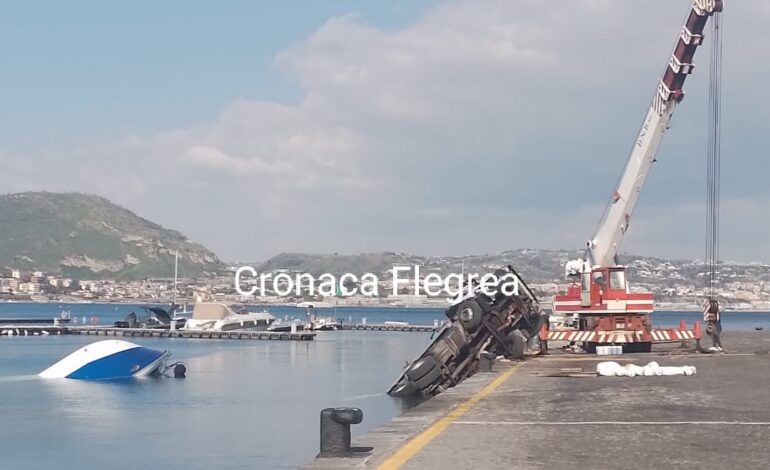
left=254, top=250, right=770, bottom=306
left=0, top=192, right=222, bottom=279
left=255, top=249, right=590, bottom=281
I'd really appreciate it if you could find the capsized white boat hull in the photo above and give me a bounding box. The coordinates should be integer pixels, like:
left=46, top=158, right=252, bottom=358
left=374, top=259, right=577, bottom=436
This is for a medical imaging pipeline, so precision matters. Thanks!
left=39, top=340, right=169, bottom=380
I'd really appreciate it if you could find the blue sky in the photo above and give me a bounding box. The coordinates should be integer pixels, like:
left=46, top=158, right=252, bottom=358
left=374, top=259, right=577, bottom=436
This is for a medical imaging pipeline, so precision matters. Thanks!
left=0, top=0, right=437, bottom=147
left=1, top=0, right=768, bottom=263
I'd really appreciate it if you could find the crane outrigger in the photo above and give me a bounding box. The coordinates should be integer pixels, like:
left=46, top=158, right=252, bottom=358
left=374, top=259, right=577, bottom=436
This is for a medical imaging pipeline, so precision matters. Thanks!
left=544, top=0, right=724, bottom=353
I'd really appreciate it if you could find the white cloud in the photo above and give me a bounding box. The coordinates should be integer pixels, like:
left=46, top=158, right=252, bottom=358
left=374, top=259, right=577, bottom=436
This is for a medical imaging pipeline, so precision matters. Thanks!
left=1, top=0, right=769, bottom=262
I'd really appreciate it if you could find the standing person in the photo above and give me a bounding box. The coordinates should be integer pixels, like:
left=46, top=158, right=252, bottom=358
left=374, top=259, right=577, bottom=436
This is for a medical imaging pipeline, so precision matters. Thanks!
left=703, top=298, right=723, bottom=352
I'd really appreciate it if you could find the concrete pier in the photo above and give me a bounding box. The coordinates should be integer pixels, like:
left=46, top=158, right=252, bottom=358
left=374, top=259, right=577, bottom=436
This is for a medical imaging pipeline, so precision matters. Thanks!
left=304, top=331, right=770, bottom=469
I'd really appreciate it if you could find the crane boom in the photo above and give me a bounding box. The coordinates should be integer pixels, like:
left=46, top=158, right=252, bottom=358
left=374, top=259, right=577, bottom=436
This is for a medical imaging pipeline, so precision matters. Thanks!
left=587, top=0, right=724, bottom=269
left=550, top=1, right=724, bottom=354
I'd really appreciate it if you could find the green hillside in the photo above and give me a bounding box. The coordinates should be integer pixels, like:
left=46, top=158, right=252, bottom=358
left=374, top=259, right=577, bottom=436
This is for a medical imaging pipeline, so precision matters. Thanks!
left=0, top=192, right=222, bottom=279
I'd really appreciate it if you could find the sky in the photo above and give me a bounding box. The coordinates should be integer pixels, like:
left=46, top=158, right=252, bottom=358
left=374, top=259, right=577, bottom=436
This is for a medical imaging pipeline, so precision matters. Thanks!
left=1, top=0, right=768, bottom=263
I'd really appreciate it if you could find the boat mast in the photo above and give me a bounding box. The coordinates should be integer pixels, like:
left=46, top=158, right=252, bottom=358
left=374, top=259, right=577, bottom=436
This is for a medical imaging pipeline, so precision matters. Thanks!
left=173, top=250, right=179, bottom=308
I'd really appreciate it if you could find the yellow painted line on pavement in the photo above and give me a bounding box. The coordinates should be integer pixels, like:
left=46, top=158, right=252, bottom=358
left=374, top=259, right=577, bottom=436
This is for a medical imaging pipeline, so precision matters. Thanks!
left=377, top=364, right=522, bottom=470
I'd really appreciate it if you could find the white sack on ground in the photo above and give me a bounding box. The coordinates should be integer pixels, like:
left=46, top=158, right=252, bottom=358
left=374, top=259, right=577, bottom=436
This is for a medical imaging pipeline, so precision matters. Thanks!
left=596, top=361, right=696, bottom=377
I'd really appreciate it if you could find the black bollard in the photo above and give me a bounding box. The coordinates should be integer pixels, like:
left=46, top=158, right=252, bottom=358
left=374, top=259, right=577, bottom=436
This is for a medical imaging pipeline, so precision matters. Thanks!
left=318, top=407, right=363, bottom=457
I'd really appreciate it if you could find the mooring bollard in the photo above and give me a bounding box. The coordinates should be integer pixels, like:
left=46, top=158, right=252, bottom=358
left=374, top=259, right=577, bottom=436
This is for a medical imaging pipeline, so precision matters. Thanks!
left=318, top=407, right=363, bottom=457
left=478, top=351, right=496, bottom=372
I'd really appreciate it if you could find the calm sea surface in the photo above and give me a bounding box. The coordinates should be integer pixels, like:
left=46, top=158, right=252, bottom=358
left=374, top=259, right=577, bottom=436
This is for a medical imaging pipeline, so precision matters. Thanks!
left=1, top=303, right=769, bottom=469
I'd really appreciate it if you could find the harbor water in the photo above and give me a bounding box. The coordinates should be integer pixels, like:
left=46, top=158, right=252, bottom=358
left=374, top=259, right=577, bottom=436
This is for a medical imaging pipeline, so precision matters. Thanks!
left=1, top=303, right=769, bottom=469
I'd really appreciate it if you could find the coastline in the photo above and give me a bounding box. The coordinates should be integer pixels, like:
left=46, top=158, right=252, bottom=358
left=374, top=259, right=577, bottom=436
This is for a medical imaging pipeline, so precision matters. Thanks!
left=1, top=298, right=769, bottom=312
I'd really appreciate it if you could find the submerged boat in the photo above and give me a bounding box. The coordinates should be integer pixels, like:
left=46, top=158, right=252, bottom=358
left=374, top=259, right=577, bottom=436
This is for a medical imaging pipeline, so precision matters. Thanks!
left=183, top=303, right=275, bottom=331
left=39, top=340, right=173, bottom=380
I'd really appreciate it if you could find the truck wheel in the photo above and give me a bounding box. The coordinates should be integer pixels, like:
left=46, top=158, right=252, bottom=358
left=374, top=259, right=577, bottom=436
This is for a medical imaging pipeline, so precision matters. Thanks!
left=414, top=366, right=442, bottom=390
left=507, top=330, right=526, bottom=360
left=584, top=342, right=598, bottom=354
left=457, top=300, right=483, bottom=333
left=389, top=380, right=418, bottom=397
left=406, top=356, right=439, bottom=382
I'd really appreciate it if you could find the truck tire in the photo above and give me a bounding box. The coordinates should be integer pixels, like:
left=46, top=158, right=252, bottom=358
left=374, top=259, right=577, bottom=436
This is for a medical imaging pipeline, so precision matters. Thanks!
left=390, top=380, right=419, bottom=397
left=414, top=366, right=442, bottom=390
left=457, top=300, right=483, bottom=333
left=584, top=342, right=598, bottom=354
left=406, top=356, right=439, bottom=382
left=507, top=330, right=526, bottom=360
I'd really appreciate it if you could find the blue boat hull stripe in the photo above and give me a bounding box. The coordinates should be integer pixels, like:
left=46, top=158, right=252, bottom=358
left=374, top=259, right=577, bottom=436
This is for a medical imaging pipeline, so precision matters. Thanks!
left=67, top=347, right=166, bottom=380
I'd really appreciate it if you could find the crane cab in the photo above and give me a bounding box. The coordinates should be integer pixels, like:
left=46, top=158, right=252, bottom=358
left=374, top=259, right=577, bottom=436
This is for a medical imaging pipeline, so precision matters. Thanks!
left=552, top=265, right=655, bottom=346
left=547, top=265, right=700, bottom=353
left=580, top=267, right=629, bottom=308
left=556, top=265, right=653, bottom=316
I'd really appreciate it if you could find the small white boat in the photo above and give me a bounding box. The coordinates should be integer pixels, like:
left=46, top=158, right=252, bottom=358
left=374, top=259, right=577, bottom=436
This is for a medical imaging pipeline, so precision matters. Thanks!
left=298, top=302, right=340, bottom=331
left=312, top=317, right=342, bottom=331
left=297, top=301, right=334, bottom=309
left=39, top=340, right=172, bottom=380
left=267, top=319, right=309, bottom=332
left=183, top=303, right=275, bottom=331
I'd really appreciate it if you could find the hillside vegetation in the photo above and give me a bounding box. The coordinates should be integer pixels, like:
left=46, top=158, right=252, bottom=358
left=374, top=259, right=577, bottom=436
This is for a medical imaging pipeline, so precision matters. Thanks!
left=0, top=192, right=222, bottom=278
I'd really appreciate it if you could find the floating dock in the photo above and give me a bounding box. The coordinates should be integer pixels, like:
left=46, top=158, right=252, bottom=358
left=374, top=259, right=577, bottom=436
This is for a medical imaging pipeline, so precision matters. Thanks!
left=0, top=325, right=315, bottom=341
left=0, top=317, right=70, bottom=325
left=338, top=324, right=436, bottom=333
left=304, top=331, right=770, bottom=469
left=0, top=322, right=438, bottom=340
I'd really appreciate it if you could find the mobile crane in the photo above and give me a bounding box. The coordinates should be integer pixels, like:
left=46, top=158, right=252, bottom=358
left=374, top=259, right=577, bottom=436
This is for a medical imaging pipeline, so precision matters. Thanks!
left=545, top=0, right=724, bottom=353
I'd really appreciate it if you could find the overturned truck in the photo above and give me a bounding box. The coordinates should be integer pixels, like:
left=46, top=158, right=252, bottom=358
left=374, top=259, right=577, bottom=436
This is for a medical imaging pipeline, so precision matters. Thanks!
left=387, top=265, right=544, bottom=398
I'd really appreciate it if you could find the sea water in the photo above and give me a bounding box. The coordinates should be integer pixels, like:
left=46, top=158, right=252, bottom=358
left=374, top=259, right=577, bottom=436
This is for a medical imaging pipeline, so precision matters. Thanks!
left=0, top=304, right=435, bottom=469
left=1, top=303, right=768, bottom=469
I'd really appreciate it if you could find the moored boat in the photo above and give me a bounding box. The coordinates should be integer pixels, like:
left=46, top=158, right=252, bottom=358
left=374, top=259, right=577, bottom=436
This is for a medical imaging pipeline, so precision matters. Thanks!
left=183, top=303, right=275, bottom=331
left=267, top=319, right=309, bottom=332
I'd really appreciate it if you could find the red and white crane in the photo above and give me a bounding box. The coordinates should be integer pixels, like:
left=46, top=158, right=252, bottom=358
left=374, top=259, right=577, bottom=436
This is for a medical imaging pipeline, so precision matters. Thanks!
left=545, top=0, right=724, bottom=353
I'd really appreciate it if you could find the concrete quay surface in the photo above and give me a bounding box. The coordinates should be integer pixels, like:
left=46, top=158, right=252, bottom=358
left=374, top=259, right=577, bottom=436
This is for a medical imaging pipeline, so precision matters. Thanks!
left=304, top=331, right=770, bottom=470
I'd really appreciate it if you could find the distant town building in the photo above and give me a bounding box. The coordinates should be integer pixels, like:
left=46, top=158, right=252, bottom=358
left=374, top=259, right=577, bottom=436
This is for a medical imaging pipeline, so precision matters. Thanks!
left=19, top=282, right=41, bottom=294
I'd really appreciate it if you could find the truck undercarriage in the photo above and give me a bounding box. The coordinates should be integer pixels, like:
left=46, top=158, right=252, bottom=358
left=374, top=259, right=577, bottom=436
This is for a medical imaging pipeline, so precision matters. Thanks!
left=387, top=265, right=543, bottom=398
